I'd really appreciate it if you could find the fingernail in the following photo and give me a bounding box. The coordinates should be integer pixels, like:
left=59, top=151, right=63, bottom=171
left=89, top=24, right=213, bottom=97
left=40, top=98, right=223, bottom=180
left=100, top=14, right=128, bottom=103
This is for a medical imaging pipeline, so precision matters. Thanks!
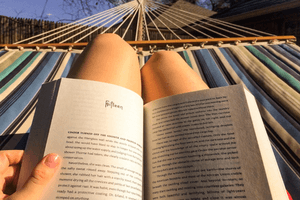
left=44, top=154, right=60, bottom=168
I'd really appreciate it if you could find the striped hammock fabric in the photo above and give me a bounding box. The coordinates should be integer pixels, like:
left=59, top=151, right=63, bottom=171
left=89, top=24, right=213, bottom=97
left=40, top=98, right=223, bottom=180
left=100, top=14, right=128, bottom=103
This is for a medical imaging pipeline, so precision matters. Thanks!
left=0, top=43, right=300, bottom=198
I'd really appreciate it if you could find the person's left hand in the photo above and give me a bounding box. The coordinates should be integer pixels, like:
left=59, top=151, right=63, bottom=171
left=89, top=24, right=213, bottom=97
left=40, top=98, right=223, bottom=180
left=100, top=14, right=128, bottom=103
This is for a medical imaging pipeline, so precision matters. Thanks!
left=0, top=150, right=60, bottom=200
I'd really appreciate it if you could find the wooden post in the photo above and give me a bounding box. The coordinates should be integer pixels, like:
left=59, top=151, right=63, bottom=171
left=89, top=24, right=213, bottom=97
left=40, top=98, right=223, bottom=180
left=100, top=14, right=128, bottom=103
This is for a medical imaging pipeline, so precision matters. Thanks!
left=25, top=18, right=28, bottom=41
left=42, top=20, right=45, bottom=43
left=4, top=17, right=8, bottom=44
left=13, top=18, right=17, bottom=43
left=31, top=19, right=34, bottom=40
left=16, top=17, right=20, bottom=43
left=22, top=18, right=25, bottom=41
left=0, top=16, right=3, bottom=44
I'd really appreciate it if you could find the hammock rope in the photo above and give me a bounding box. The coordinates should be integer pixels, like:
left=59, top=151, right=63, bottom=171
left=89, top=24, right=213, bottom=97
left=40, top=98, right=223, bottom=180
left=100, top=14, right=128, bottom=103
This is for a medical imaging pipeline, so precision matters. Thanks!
left=149, top=0, right=274, bottom=37
left=47, top=3, right=134, bottom=43
left=0, top=0, right=295, bottom=50
left=14, top=1, right=136, bottom=44
left=145, top=6, right=166, bottom=40
left=147, top=1, right=241, bottom=38
left=146, top=1, right=218, bottom=38
left=135, top=4, right=141, bottom=41
left=0, top=2, right=299, bottom=198
left=146, top=5, right=183, bottom=39
left=73, top=4, right=136, bottom=43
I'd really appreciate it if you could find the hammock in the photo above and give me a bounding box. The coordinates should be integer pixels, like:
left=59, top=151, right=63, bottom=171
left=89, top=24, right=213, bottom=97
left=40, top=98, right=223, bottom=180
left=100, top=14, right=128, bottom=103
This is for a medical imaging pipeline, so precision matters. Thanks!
left=0, top=0, right=299, bottom=198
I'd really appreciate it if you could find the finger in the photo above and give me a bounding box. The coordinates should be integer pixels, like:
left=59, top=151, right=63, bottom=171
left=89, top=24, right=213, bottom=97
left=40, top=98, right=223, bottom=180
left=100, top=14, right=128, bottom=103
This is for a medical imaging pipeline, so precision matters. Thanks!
left=7, top=153, right=60, bottom=200
left=1, top=165, right=21, bottom=192
left=0, top=192, right=9, bottom=199
left=0, top=151, right=23, bottom=174
left=0, top=177, right=5, bottom=192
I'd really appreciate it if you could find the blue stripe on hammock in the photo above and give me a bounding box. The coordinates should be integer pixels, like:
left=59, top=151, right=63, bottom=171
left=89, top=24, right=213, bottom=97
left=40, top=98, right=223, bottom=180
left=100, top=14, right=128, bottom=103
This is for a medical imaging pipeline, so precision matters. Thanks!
left=219, top=48, right=300, bottom=143
left=245, top=45, right=300, bottom=93
left=262, top=46, right=300, bottom=77
left=217, top=48, right=300, bottom=198
left=271, top=45, right=300, bottom=72
left=0, top=51, right=7, bottom=57
left=21, top=53, right=78, bottom=134
left=193, top=49, right=228, bottom=88
left=258, top=46, right=300, bottom=81
left=0, top=52, right=62, bottom=135
left=272, top=145, right=300, bottom=199
left=280, top=44, right=300, bottom=60
left=61, top=53, right=78, bottom=78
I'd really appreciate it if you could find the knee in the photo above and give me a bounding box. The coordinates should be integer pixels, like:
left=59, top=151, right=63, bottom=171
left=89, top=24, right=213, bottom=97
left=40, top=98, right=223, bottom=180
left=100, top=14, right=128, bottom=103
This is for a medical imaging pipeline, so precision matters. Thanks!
left=151, top=50, right=179, bottom=60
left=91, top=33, right=136, bottom=55
left=142, top=51, right=182, bottom=70
left=148, top=51, right=182, bottom=65
left=93, top=33, right=122, bottom=43
left=91, top=33, right=124, bottom=48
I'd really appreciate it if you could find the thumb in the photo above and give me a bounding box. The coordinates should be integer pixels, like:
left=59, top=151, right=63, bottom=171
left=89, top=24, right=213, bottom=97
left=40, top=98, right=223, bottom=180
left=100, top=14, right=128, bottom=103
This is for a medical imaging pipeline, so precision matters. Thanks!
left=9, top=153, right=61, bottom=200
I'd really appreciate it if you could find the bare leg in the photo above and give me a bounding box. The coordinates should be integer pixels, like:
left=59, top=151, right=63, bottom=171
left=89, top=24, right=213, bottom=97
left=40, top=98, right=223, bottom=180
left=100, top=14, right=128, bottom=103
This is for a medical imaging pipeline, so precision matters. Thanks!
left=67, top=34, right=141, bottom=96
left=141, top=51, right=209, bottom=104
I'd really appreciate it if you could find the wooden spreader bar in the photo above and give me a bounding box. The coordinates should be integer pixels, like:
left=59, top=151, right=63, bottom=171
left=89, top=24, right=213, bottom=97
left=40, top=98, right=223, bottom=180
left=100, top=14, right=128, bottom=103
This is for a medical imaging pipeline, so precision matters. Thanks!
left=0, top=36, right=296, bottom=50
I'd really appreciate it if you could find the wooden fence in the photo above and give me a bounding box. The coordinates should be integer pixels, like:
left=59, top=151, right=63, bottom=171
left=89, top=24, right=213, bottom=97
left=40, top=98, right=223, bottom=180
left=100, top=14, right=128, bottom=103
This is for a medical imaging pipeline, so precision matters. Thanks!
left=0, top=15, right=136, bottom=44
left=0, top=15, right=193, bottom=45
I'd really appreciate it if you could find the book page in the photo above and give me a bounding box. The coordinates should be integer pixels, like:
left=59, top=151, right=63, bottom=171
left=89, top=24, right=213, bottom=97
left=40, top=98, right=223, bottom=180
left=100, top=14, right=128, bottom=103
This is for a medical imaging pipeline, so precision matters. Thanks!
left=243, top=89, right=288, bottom=200
left=18, top=78, right=143, bottom=200
left=144, top=85, right=278, bottom=200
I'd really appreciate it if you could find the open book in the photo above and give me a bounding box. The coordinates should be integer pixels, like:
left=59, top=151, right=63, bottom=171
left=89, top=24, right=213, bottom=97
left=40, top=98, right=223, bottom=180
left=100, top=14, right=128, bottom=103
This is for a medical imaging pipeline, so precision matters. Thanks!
left=18, top=78, right=288, bottom=200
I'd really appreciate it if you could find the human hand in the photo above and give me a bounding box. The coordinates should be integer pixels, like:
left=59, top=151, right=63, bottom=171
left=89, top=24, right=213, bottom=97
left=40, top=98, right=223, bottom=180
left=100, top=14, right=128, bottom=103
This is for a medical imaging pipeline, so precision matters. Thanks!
left=0, top=150, right=60, bottom=200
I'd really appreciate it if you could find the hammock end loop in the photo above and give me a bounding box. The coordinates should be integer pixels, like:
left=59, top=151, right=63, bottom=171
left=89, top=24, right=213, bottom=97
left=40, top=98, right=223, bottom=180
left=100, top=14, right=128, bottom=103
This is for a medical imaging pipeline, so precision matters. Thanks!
left=35, top=46, right=40, bottom=51
left=286, top=38, right=297, bottom=44
left=269, top=39, right=279, bottom=44
left=4, top=46, right=8, bottom=51
left=48, top=46, right=56, bottom=51
left=149, top=45, right=157, bottom=54
left=68, top=46, right=73, bottom=52
left=17, top=46, right=24, bottom=51
left=200, top=41, right=208, bottom=48
left=133, top=45, right=138, bottom=53
left=234, top=40, right=241, bottom=45
left=252, top=39, right=257, bottom=44
left=217, top=41, right=223, bottom=47
left=183, top=43, right=193, bottom=49
left=166, top=44, right=174, bottom=51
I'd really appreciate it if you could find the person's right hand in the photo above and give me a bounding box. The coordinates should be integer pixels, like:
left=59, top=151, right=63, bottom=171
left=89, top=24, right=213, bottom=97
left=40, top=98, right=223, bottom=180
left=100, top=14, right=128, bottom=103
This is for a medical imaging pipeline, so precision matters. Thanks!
left=0, top=150, right=61, bottom=200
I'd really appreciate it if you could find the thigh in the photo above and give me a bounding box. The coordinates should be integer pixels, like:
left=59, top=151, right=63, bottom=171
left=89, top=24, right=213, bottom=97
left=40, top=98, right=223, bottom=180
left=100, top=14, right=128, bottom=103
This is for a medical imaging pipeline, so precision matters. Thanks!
left=141, top=51, right=209, bottom=104
left=67, top=34, right=141, bottom=96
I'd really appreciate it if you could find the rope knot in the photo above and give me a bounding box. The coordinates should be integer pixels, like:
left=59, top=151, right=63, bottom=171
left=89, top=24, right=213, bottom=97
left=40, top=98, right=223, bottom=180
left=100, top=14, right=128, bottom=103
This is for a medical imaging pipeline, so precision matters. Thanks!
left=234, top=40, right=241, bottom=45
left=183, top=43, right=193, bottom=49
left=200, top=41, right=208, bottom=48
left=166, top=44, right=174, bottom=51
left=252, top=39, right=257, bottom=44
left=217, top=41, right=223, bottom=47
left=149, top=45, right=157, bottom=54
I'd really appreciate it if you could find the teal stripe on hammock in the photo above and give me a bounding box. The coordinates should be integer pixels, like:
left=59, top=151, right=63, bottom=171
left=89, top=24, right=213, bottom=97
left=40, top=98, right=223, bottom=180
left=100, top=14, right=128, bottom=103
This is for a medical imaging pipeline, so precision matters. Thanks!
left=183, top=51, right=193, bottom=69
left=0, top=52, right=42, bottom=95
left=0, top=51, right=32, bottom=82
left=220, top=48, right=300, bottom=141
left=246, top=45, right=300, bottom=93
left=0, top=52, right=61, bottom=135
